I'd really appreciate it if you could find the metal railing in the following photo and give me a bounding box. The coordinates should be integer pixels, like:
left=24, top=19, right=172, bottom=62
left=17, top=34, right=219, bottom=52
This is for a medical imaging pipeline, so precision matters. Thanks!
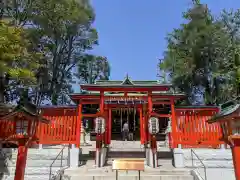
left=191, top=149, right=207, bottom=180
left=49, top=145, right=67, bottom=180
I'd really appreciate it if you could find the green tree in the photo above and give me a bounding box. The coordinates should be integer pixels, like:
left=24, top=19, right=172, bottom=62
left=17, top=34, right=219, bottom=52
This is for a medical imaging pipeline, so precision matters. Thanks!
left=218, top=9, right=240, bottom=98
left=1, top=0, right=103, bottom=105
left=159, top=2, right=234, bottom=105
left=0, top=20, right=40, bottom=102
left=77, top=54, right=111, bottom=84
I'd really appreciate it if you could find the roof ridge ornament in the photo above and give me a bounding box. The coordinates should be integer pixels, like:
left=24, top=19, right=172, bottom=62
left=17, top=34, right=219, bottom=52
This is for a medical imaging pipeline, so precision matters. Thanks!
left=121, top=73, right=134, bottom=85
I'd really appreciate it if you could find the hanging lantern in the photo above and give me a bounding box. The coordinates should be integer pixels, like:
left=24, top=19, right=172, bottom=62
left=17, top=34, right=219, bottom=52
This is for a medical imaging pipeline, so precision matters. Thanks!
left=94, top=117, right=105, bottom=134
left=148, top=117, right=159, bottom=135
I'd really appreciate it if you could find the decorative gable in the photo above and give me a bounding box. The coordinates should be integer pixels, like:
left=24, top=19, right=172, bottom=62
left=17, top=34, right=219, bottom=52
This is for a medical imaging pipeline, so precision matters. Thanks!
left=121, top=74, right=134, bottom=85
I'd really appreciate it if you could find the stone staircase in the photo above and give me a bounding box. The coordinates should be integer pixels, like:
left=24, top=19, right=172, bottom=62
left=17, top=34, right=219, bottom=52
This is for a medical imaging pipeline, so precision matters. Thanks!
left=183, top=149, right=235, bottom=180
left=0, top=146, right=69, bottom=180
left=66, top=141, right=195, bottom=180
left=64, top=162, right=194, bottom=180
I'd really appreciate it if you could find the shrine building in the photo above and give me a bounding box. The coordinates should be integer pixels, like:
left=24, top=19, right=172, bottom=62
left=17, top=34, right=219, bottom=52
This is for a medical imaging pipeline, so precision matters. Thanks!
left=0, top=76, right=224, bottom=168
left=70, top=75, right=185, bottom=145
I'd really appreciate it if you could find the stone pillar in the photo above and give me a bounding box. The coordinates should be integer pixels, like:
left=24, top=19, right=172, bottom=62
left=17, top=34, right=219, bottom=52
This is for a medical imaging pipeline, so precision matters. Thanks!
left=220, top=144, right=225, bottom=149
left=145, top=148, right=158, bottom=168
left=96, top=147, right=107, bottom=167
left=80, top=121, right=85, bottom=145
left=38, top=144, right=43, bottom=149
left=173, top=148, right=184, bottom=168
left=68, top=144, right=79, bottom=168
left=165, top=118, right=172, bottom=148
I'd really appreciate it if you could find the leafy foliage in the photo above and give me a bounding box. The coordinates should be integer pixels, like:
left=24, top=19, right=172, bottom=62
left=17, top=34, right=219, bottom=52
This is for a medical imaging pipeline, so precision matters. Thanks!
left=0, top=0, right=111, bottom=105
left=0, top=21, right=38, bottom=81
left=0, top=20, right=41, bottom=102
left=77, top=54, right=110, bottom=84
left=159, top=2, right=240, bottom=105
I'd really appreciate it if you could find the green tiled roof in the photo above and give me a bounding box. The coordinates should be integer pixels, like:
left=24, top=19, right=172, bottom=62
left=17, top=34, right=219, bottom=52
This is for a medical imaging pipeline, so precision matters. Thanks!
left=0, top=101, right=49, bottom=124
left=95, top=80, right=161, bottom=85
left=208, top=97, right=240, bottom=123
left=94, top=75, right=169, bottom=86
left=72, top=90, right=185, bottom=96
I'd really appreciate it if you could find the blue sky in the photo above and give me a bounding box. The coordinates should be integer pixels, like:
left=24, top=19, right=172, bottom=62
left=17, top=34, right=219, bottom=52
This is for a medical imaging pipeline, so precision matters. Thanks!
left=73, top=0, right=238, bottom=92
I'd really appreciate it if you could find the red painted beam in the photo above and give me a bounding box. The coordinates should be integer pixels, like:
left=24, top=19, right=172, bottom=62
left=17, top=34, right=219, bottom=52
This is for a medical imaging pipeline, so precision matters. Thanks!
left=175, top=107, right=219, bottom=111
left=82, top=114, right=98, bottom=118
left=71, top=94, right=184, bottom=101
left=81, top=100, right=100, bottom=104
left=150, top=112, right=171, bottom=118
left=104, top=104, right=143, bottom=108
left=153, top=101, right=171, bottom=105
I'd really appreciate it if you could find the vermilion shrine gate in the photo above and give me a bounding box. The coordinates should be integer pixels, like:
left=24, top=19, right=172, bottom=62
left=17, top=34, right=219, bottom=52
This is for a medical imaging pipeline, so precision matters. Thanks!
left=0, top=76, right=224, bottom=167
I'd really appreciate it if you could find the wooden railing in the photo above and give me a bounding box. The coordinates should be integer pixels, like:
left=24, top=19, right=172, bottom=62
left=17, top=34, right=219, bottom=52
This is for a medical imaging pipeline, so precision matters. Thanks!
left=170, top=109, right=224, bottom=148
left=36, top=114, right=78, bottom=145
left=0, top=120, right=15, bottom=141
left=0, top=106, right=225, bottom=149
left=0, top=108, right=79, bottom=146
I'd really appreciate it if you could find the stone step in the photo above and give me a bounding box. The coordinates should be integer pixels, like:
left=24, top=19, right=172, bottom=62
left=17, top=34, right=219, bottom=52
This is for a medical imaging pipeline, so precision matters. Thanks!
left=0, top=166, right=64, bottom=175
left=65, top=169, right=194, bottom=180
left=68, top=175, right=194, bottom=180
left=107, top=151, right=145, bottom=159
left=183, top=149, right=232, bottom=160
left=0, top=159, right=69, bottom=167
left=106, top=159, right=173, bottom=165
left=3, top=175, right=49, bottom=180
left=7, top=154, right=68, bottom=160
left=65, top=166, right=191, bottom=175
left=3, top=175, right=70, bottom=180
left=185, top=160, right=234, bottom=168
left=2, top=151, right=69, bottom=160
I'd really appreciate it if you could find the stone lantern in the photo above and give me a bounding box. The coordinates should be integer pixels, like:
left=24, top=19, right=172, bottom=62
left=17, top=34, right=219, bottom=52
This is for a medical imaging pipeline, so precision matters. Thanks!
left=208, top=98, right=240, bottom=180
left=0, top=91, right=49, bottom=180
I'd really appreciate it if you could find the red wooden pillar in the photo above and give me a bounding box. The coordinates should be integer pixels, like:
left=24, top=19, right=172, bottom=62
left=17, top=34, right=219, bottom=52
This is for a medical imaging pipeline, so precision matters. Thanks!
left=232, top=139, right=240, bottom=180
left=14, top=142, right=28, bottom=180
left=76, top=102, right=82, bottom=147
left=170, top=98, right=177, bottom=148
left=100, top=91, right=104, bottom=114
left=139, top=107, right=144, bottom=144
left=104, top=110, right=108, bottom=145
left=148, top=91, right=153, bottom=114
left=108, top=108, right=112, bottom=144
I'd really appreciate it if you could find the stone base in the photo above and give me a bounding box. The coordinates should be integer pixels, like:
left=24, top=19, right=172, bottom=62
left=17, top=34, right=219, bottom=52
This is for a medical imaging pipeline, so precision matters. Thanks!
left=68, top=145, right=80, bottom=168
left=96, top=147, right=108, bottom=167
left=145, top=148, right=158, bottom=168
left=173, top=148, right=184, bottom=168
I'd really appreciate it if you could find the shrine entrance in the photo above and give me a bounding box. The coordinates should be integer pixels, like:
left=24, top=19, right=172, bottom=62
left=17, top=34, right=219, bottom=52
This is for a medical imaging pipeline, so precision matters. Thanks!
left=70, top=75, right=186, bottom=168
left=111, top=107, right=140, bottom=140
